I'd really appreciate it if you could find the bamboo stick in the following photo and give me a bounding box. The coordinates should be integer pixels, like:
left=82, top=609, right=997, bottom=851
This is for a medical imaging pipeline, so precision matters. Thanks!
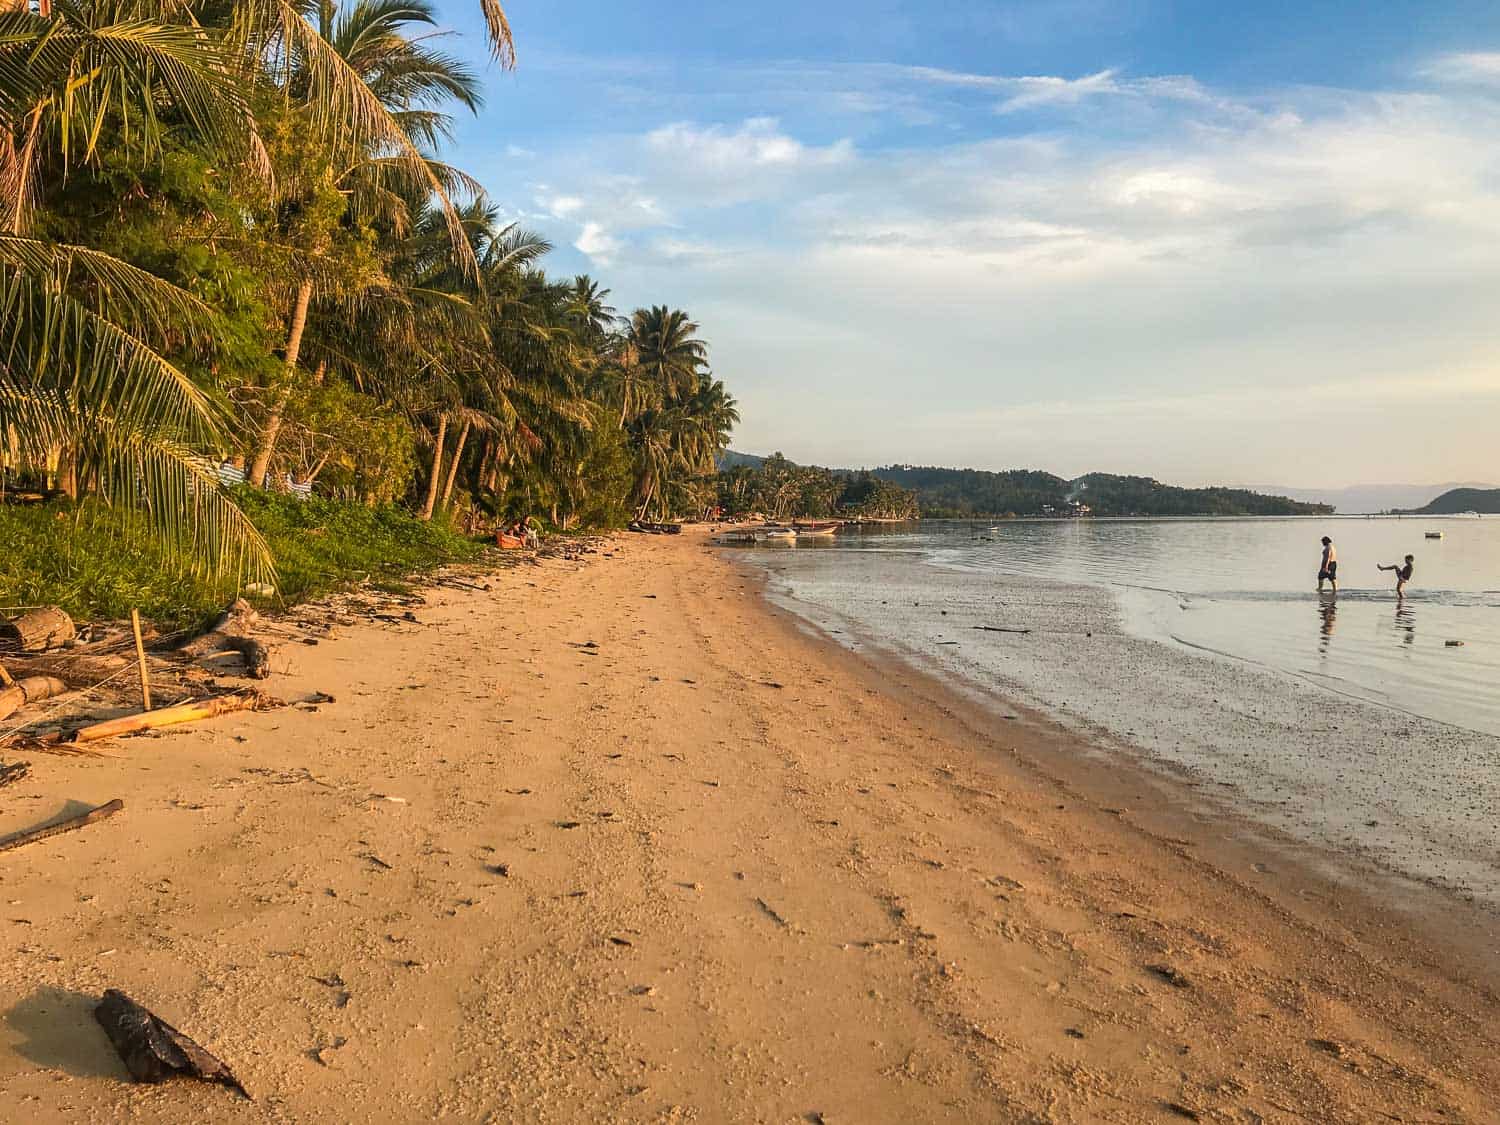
left=67, top=694, right=256, bottom=744
left=130, top=609, right=152, bottom=712
left=0, top=799, right=123, bottom=854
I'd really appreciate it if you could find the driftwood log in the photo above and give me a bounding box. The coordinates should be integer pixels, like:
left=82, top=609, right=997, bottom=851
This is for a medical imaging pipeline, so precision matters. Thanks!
left=0, top=761, right=30, bottom=789
left=67, top=694, right=257, bottom=744
left=175, top=600, right=271, bottom=679
left=0, top=651, right=130, bottom=688
left=0, top=607, right=75, bottom=653
left=0, top=675, right=68, bottom=722
left=0, top=797, right=122, bottom=853
left=94, top=989, right=249, bottom=1099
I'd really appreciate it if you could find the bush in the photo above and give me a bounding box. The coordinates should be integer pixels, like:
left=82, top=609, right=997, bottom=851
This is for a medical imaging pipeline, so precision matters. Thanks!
left=0, top=493, right=483, bottom=632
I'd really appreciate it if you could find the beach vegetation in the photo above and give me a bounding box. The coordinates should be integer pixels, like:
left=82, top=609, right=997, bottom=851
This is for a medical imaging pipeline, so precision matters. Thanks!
left=1, top=0, right=737, bottom=616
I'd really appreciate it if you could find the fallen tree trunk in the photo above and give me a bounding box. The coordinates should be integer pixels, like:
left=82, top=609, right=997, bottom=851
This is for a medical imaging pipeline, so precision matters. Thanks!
left=0, top=675, right=68, bottom=722
left=175, top=600, right=272, bottom=679
left=0, top=607, right=75, bottom=653
left=0, top=798, right=122, bottom=853
left=1, top=651, right=131, bottom=688
left=68, top=694, right=257, bottom=744
left=95, top=989, right=249, bottom=1099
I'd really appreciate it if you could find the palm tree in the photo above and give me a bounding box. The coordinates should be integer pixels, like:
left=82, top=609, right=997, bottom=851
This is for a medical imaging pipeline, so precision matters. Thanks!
left=1, top=0, right=271, bottom=574
left=245, top=0, right=487, bottom=488
left=627, top=305, right=709, bottom=406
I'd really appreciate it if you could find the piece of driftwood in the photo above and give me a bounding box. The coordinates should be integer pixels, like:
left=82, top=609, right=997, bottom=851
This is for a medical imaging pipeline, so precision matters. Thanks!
left=972, top=625, right=1032, bottom=635
left=0, top=607, right=75, bottom=653
left=68, top=694, right=257, bottom=744
left=0, top=675, right=68, bottom=722
left=2, top=650, right=131, bottom=687
left=0, top=761, right=30, bottom=788
left=94, top=989, right=249, bottom=1099
left=0, top=797, right=122, bottom=853
left=176, top=600, right=272, bottom=679
left=0, top=662, right=12, bottom=687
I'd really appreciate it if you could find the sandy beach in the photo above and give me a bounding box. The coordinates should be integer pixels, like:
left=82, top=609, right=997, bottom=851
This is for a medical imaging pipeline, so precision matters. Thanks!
left=1, top=529, right=1497, bottom=1123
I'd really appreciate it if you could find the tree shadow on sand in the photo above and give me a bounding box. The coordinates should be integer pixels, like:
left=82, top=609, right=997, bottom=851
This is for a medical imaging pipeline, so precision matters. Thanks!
left=5, top=985, right=126, bottom=1080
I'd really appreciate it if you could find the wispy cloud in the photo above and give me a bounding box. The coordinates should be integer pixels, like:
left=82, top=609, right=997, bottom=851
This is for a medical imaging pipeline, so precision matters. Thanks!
left=1421, top=51, right=1500, bottom=85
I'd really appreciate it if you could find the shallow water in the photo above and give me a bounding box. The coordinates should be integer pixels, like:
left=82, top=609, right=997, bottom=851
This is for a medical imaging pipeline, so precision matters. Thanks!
left=730, top=517, right=1500, bottom=902
left=773, top=517, right=1500, bottom=738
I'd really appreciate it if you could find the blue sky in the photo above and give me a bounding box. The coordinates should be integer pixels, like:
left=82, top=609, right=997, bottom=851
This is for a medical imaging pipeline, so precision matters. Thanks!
left=433, top=1, right=1500, bottom=486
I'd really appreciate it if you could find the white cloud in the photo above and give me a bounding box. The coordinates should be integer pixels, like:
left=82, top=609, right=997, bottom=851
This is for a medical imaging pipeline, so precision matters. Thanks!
left=474, top=69, right=1500, bottom=482
left=574, top=221, right=621, bottom=265
left=995, top=68, right=1122, bottom=113
left=644, top=117, right=854, bottom=176
left=1422, top=52, right=1500, bottom=85
left=544, top=194, right=584, bottom=218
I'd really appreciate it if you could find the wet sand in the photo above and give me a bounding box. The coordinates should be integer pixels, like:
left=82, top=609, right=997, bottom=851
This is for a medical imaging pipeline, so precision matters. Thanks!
left=0, top=529, right=1496, bottom=1122
left=755, top=550, right=1500, bottom=907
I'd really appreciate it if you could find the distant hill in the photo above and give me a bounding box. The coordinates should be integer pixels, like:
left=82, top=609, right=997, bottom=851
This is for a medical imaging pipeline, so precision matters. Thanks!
left=716, top=449, right=764, bottom=470
left=871, top=466, right=1330, bottom=518
left=1394, top=487, right=1500, bottom=515
left=1254, top=482, right=1497, bottom=514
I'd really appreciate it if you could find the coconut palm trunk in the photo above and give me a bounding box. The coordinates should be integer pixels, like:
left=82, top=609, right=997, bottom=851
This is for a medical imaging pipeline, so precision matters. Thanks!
left=249, top=277, right=314, bottom=489
left=420, top=412, right=448, bottom=520
left=438, top=418, right=471, bottom=509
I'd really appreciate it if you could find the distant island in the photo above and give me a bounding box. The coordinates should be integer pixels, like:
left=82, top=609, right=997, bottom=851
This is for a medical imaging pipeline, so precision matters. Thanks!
left=1393, top=488, right=1500, bottom=515
left=717, top=455, right=1332, bottom=518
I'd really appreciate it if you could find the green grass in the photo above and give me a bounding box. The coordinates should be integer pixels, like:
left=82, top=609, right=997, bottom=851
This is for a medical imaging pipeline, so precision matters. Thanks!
left=0, top=492, right=484, bottom=633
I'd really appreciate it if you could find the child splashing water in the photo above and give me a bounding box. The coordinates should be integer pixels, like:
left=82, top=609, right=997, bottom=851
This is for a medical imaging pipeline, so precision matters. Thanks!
left=1378, top=554, right=1415, bottom=599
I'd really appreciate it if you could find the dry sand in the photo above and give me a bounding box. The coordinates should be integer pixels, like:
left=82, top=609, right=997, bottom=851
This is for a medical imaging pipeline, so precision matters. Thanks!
left=0, top=529, right=1497, bottom=1123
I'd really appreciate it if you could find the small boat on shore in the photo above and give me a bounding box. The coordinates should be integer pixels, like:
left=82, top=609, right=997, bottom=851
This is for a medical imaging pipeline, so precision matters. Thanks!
left=792, top=521, right=839, bottom=538
left=757, top=526, right=797, bottom=542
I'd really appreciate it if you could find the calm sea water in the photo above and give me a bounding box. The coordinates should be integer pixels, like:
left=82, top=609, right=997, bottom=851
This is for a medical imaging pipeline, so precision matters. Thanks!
left=766, top=517, right=1500, bottom=738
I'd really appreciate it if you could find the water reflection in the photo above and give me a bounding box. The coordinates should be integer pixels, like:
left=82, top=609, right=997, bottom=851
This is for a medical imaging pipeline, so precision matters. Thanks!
left=1394, top=601, right=1416, bottom=645
left=1318, top=594, right=1338, bottom=654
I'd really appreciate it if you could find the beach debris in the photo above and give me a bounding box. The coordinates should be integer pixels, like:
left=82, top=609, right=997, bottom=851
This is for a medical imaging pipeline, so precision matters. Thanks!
left=1064, top=1028, right=1085, bottom=1039
left=1163, top=1103, right=1201, bottom=1122
left=487, top=862, right=510, bottom=877
left=972, top=625, right=1032, bottom=635
left=309, top=1036, right=348, bottom=1066
left=67, top=692, right=260, bottom=744
left=360, top=853, right=393, bottom=870
left=94, top=989, right=248, bottom=1098
left=0, top=675, right=68, bottom=723
left=175, top=600, right=272, bottom=679
left=1309, top=1037, right=1346, bottom=1057
left=556, top=820, right=582, bottom=829
left=755, top=897, right=791, bottom=928
left=0, top=798, right=123, bottom=854
left=760, top=681, right=784, bottom=689
left=1445, top=640, right=1465, bottom=647
left=0, top=761, right=30, bottom=789
left=1146, top=963, right=1192, bottom=989
left=0, top=607, right=76, bottom=653
left=608, top=935, right=633, bottom=947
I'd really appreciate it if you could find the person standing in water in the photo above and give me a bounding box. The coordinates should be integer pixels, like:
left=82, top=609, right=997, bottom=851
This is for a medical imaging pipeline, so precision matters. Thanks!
left=1317, top=536, right=1338, bottom=593
left=1378, top=554, right=1415, bottom=598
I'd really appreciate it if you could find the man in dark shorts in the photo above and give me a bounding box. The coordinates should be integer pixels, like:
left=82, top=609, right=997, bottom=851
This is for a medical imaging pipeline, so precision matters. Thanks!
left=1378, top=554, right=1415, bottom=598
left=1317, top=536, right=1338, bottom=593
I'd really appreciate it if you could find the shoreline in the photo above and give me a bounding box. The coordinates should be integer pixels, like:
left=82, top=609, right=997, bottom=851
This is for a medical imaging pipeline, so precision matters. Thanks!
left=1, top=529, right=1496, bottom=1122
left=737, top=548, right=1500, bottom=988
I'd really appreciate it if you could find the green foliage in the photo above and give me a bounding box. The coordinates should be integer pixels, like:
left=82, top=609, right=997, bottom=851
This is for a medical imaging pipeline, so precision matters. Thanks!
left=717, top=455, right=919, bottom=520
left=0, top=495, right=481, bottom=632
